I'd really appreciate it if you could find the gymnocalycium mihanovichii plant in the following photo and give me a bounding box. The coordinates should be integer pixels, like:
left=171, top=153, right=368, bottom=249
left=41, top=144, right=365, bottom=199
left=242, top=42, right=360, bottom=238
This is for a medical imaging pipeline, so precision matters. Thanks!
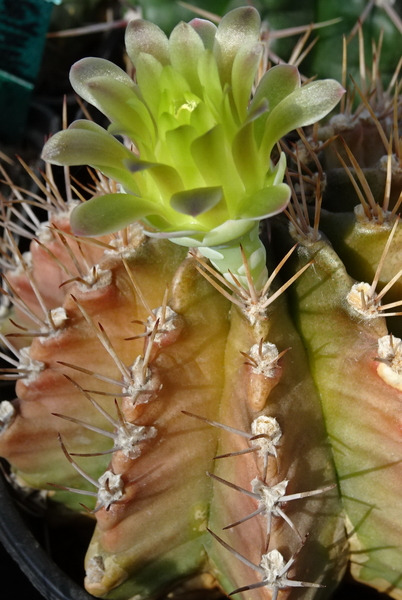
left=1, top=4, right=402, bottom=600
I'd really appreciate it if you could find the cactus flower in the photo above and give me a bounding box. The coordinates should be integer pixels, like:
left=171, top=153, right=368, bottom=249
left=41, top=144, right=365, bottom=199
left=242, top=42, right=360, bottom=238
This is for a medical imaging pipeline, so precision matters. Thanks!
left=42, top=7, right=344, bottom=288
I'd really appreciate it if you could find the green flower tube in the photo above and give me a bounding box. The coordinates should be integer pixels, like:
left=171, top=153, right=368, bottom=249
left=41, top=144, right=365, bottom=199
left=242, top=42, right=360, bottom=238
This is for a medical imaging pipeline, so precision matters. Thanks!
left=42, top=7, right=344, bottom=289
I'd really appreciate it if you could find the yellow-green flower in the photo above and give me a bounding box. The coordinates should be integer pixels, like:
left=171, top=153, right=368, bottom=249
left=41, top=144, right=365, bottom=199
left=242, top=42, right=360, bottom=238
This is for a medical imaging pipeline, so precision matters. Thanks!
left=42, top=7, right=343, bottom=287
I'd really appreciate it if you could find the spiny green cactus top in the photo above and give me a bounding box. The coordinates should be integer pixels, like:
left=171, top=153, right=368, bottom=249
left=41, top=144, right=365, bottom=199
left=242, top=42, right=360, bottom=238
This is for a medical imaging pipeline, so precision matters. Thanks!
left=42, top=6, right=344, bottom=288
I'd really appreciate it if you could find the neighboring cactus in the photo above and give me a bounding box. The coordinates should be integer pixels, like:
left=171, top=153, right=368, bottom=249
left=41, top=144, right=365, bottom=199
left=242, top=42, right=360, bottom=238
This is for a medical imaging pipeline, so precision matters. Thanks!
left=0, top=4, right=401, bottom=600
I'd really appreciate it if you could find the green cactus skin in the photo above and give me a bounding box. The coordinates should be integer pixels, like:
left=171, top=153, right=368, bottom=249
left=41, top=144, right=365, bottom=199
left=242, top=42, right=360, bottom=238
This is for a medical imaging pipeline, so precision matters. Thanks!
left=318, top=211, right=402, bottom=338
left=279, top=228, right=402, bottom=597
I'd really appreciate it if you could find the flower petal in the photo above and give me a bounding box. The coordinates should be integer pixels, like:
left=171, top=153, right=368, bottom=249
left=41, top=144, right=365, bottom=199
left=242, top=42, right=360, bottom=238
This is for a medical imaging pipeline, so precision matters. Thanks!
left=42, top=123, right=154, bottom=174
left=41, top=122, right=151, bottom=193
left=125, top=19, right=170, bottom=68
left=251, top=64, right=301, bottom=111
left=250, top=64, right=301, bottom=143
left=70, top=193, right=166, bottom=237
left=189, top=18, right=217, bottom=50
left=169, top=21, right=205, bottom=95
left=159, top=66, right=192, bottom=106
left=202, top=219, right=254, bottom=247
left=41, top=124, right=133, bottom=168
left=170, top=186, right=223, bottom=217
left=261, top=79, right=345, bottom=157
left=165, top=125, right=203, bottom=189
left=197, top=49, right=223, bottom=114
left=235, top=183, right=291, bottom=220
left=70, top=57, right=135, bottom=107
left=213, top=7, right=260, bottom=85
left=81, top=76, right=154, bottom=146
left=191, top=124, right=244, bottom=203
left=134, top=53, right=164, bottom=119
left=245, top=98, right=269, bottom=124
left=190, top=102, right=216, bottom=137
left=65, top=119, right=107, bottom=133
left=272, top=152, right=287, bottom=186
left=231, top=42, right=263, bottom=121
left=147, top=164, right=185, bottom=199
left=232, top=121, right=264, bottom=192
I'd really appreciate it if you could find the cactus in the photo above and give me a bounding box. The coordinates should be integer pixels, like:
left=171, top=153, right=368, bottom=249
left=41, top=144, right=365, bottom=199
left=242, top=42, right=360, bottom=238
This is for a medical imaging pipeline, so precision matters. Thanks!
left=0, top=4, right=401, bottom=600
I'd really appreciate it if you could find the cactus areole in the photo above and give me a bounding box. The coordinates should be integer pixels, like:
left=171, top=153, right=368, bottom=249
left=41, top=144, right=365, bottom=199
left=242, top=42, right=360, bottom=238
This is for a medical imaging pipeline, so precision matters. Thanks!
left=5, top=4, right=402, bottom=600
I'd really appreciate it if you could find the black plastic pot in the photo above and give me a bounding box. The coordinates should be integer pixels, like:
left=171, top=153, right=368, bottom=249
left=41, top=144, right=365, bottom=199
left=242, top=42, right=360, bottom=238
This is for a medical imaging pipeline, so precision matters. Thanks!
left=0, top=466, right=94, bottom=600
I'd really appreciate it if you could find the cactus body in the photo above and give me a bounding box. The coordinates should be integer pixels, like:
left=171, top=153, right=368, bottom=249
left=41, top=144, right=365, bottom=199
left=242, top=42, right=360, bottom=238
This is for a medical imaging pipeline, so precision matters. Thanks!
left=0, top=213, right=346, bottom=598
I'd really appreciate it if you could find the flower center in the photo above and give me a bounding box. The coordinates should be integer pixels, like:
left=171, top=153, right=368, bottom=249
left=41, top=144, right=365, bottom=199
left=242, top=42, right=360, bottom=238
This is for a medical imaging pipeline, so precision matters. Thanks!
left=175, top=99, right=198, bottom=117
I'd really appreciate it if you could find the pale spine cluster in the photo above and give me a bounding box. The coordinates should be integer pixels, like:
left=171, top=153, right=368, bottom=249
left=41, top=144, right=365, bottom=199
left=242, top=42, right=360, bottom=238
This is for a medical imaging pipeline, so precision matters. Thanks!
left=202, top=411, right=333, bottom=596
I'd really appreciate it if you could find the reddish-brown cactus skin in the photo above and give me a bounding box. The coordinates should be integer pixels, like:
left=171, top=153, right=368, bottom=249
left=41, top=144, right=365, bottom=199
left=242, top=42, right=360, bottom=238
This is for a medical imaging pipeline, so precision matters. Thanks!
left=0, top=211, right=346, bottom=598
left=0, top=226, right=190, bottom=495
left=207, top=303, right=346, bottom=600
